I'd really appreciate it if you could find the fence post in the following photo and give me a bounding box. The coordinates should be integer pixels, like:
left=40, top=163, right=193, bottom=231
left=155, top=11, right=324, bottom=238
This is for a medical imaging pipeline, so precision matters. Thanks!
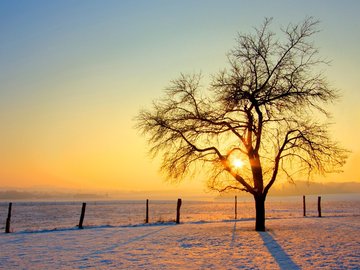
left=235, top=196, right=238, bottom=220
left=5, top=202, right=12, bottom=233
left=303, top=195, right=306, bottom=217
left=145, top=199, right=149, bottom=223
left=318, top=196, right=322, bottom=217
left=176, top=198, right=182, bottom=224
left=78, top=202, right=86, bottom=229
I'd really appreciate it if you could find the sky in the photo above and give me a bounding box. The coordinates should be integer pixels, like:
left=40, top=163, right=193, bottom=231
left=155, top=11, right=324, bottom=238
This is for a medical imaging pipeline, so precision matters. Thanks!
left=0, top=0, right=359, bottom=198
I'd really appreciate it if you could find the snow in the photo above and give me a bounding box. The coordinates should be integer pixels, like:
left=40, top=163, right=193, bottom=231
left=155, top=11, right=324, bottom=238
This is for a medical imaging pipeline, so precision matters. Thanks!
left=1, top=216, right=359, bottom=269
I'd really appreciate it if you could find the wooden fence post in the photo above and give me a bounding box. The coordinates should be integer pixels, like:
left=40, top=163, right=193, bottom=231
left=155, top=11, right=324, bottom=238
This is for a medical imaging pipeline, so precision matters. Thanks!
left=303, top=195, right=306, bottom=217
left=176, top=198, right=182, bottom=224
left=78, top=202, right=86, bottom=229
left=235, top=196, right=238, bottom=220
left=145, top=199, right=149, bottom=223
left=5, top=202, right=12, bottom=233
left=318, top=196, right=322, bottom=217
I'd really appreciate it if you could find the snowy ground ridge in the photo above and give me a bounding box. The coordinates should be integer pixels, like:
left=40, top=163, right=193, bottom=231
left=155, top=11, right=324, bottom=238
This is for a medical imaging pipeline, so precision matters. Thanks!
left=1, top=216, right=359, bottom=269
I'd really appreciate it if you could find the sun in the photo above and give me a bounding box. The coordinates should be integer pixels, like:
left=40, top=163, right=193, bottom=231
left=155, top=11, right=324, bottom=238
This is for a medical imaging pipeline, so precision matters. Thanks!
left=232, top=158, right=244, bottom=169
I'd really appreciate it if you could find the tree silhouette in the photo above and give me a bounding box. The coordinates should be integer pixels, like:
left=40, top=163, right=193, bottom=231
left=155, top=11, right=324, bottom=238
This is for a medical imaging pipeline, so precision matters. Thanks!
left=136, top=18, right=348, bottom=231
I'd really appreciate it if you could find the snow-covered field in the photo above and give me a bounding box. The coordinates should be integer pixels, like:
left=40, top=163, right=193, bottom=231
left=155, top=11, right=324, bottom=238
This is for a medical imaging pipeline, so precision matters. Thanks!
left=1, top=216, right=359, bottom=269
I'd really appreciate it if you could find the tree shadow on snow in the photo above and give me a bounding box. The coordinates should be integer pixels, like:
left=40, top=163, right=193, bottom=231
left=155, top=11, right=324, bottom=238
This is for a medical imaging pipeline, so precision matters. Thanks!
left=259, top=231, right=300, bottom=270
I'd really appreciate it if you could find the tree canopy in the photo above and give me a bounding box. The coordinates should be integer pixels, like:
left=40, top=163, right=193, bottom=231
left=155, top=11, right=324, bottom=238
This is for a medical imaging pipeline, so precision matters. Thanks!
left=136, top=17, right=348, bottom=230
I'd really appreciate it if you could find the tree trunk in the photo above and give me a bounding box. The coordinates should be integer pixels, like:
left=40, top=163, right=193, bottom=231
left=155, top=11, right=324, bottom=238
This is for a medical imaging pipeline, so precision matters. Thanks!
left=255, top=194, right=266, bottom=231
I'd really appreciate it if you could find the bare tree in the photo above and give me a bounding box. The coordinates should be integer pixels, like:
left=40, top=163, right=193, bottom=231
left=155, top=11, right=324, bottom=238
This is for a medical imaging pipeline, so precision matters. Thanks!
left=136, top=18, right=348, bottom=231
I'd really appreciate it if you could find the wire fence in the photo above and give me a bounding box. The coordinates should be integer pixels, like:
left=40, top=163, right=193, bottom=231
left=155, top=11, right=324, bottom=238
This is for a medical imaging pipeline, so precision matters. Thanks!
left=1, top=195, right=359, bottom=233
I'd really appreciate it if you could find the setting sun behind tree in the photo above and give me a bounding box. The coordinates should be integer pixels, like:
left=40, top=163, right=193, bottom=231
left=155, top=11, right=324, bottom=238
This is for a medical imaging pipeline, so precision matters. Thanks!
left=232, top=159, right=244, bottom=169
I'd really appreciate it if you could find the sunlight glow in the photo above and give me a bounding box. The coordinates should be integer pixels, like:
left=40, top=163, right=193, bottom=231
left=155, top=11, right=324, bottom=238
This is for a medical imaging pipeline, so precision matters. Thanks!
left=232, top=158, right=244, bottom=169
